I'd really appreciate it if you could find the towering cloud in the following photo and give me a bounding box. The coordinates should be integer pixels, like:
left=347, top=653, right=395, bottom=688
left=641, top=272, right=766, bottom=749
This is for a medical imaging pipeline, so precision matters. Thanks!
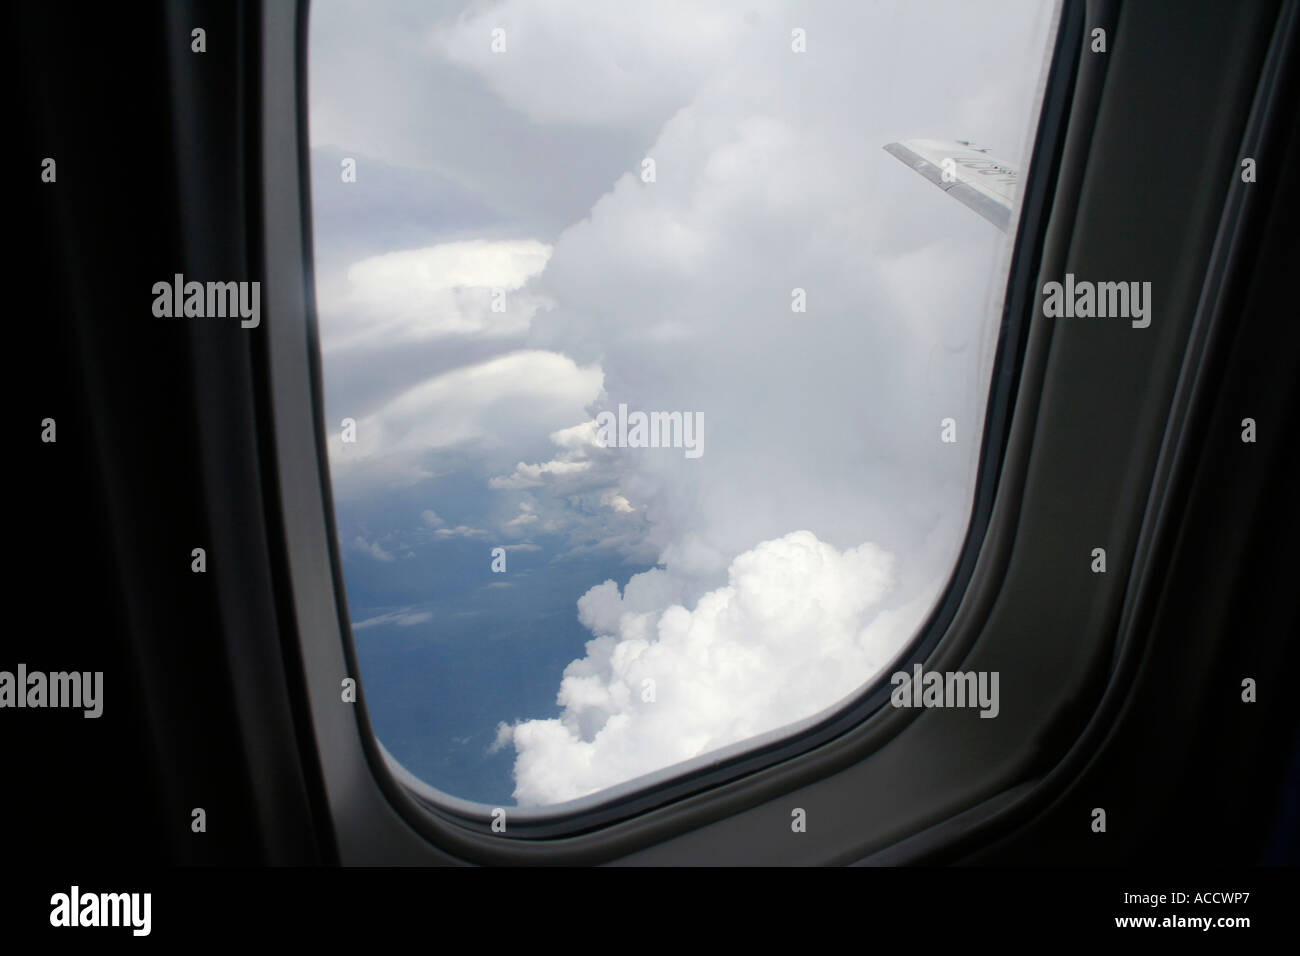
left=495, top=530, right=907, bottom=805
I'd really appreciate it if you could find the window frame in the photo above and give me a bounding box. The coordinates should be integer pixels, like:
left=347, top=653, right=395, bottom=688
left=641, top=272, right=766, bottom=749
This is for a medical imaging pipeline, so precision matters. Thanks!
left=263, top=0, right=1266, bottom=863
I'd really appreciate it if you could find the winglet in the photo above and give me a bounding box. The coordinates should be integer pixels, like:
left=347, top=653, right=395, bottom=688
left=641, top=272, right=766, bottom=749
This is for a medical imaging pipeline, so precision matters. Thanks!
left=884, top=139, right=1018, bottom=232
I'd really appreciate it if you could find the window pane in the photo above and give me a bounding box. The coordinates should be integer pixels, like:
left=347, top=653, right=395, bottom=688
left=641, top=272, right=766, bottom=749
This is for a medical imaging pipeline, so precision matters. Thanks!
left=308, top=0, right=1058, bottom=808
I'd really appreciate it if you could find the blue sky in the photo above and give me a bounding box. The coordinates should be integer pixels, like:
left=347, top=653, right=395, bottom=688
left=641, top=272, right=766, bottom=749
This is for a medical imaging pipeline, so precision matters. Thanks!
left=328, top=453, right=652, bottom=803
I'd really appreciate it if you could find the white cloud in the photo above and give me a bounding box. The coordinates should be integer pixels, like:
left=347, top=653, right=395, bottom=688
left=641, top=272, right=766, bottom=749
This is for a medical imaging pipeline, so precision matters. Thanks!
left=429, top=2, right=763, bottom=129
left=469, top=0, right=1053, bottom=803
left=434, top=525, right=489, bottom=539
left=326, top=350, right=604, bottom=498
left=549, top=420, right=601, bottom=450
left=353, top=535, right=396, bottom=563
left=489, top=458, right=593, bottom=489
left=496, top=530, right=901, bottom=805
left=600, top=490, right=634, bottom=514
left=319, top=239, right=552, bottom=352
left=353, top=607, right=434, bottom=630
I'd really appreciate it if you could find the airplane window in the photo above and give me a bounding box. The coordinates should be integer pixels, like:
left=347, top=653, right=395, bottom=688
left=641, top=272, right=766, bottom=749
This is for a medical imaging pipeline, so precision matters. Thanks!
left=308, top=1, right=1059, bottom=809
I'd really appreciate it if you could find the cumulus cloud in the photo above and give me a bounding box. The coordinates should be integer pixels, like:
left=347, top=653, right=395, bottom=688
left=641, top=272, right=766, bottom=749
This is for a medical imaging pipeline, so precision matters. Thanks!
left=353, top=535, right=397, bottom=563
left=495, top=530, right=902, bottom=805
left=467, top=0, right=1050, bottom=803
left=481, top=7, right=1029, bottom=588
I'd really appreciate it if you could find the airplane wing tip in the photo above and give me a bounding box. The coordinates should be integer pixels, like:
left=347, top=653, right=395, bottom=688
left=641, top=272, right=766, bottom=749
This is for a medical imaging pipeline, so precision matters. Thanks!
left=883, top=138, right=1014, bottom=233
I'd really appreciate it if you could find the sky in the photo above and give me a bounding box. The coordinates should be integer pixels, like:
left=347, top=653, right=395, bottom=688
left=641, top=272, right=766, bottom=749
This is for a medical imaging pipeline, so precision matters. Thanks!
left=308, top=0, right=1058, bottom=807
